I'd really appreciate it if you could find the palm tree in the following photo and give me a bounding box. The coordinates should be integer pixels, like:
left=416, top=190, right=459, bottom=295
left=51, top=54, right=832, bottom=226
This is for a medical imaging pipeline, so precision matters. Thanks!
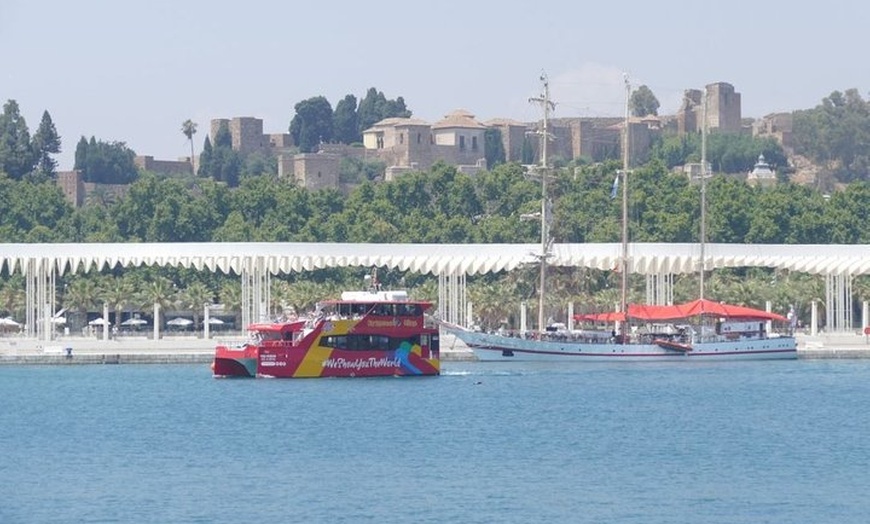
left=0, top=279, right=26, bottom=320
left=140, top=277, right=178, bottom=332
left=218, top=279, right=242, bottom=328
left=62, top=275, right=100, bottom=319
left=181, top=119, right=197, bottom=174
left=178, top=281, right=214, bottom=330
left=99, top=275, right=135, bottom=328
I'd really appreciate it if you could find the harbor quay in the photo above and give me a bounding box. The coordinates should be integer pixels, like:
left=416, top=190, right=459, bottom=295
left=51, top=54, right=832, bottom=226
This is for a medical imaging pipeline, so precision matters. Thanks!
left=0, top=332, right=867, bottom=365
left=0, top=331, right=478, bottom=365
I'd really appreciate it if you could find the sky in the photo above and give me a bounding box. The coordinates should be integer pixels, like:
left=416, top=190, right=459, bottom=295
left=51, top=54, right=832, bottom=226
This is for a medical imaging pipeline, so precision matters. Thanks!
left=3, top=0, right=869, bottom=171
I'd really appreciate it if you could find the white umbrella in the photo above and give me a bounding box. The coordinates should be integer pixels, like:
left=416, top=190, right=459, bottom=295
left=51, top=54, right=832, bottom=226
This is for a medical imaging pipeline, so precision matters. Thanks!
left=121, top=318, right=147, bottom=326
left=51, top=317, right=67, bottom=324
left=167, top=317, right=193, bottom=327
left=206, top=317, right=225, bottom=325
left=0, top=317, right=21, bottom=327
left=88, top=317, right=110, bottom=326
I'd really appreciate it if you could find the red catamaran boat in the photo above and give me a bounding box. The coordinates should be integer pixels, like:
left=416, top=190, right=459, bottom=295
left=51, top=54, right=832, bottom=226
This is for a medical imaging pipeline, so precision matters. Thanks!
left=213, top=289, right=440, bottom=378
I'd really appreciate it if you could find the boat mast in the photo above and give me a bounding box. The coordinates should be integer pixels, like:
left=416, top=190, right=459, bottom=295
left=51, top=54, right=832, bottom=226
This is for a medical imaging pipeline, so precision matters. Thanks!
left=619, top=74, right=631, bottom=334
left=529, top=74, right=555, bottom=335
left=699, top=87, right=708, bottom=301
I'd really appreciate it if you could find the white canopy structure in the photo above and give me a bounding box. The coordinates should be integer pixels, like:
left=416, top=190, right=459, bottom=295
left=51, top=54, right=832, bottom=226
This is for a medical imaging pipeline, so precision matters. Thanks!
left=1, top=242, right=868, bottom=340
left=1, top=242, right=869, bottom=277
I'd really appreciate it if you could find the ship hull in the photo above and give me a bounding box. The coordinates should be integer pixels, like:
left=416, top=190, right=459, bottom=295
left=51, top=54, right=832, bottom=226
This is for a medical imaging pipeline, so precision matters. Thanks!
left=450, top=329, right=797, bottom=362
left=214, top=344, right=439, bottom=378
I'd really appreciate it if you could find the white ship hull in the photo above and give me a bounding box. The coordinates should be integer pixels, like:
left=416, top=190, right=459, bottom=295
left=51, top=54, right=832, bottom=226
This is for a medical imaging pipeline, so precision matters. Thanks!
left=448, top=328, right=797, bottom=362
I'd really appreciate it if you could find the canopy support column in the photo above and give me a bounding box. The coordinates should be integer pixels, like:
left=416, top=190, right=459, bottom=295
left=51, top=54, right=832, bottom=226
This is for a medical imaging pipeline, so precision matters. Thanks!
left=645, top=273, right=673, bottom=305
left=241, top=256, right=270, bottom=333
left=438, top=271, right=466, bottom=327
left=25, top=257, right=56, bottom=342
left=825, top=273, right=852, bottom=333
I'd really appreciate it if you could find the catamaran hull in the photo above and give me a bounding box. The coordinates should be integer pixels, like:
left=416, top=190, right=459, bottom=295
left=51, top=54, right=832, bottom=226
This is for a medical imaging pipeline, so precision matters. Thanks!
left=451, top=330, right=797, bottom=362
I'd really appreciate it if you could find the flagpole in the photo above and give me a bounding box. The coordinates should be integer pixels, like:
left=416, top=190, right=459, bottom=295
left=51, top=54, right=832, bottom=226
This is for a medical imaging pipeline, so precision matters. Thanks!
left=619, top=74, right=630, bottom=342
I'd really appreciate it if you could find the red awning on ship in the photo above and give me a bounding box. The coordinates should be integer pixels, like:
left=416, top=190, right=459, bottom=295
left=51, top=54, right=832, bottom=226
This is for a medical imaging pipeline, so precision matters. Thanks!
left=575, top=311, right=626, bottom=322
left=574, top=299, right=787, bottom=323
left=629, top=299, right=787, bottom=321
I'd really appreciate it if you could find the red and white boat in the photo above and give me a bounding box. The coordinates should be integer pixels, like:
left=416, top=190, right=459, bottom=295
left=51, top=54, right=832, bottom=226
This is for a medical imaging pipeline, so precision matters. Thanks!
left=213, top=289, right=440, bottom=378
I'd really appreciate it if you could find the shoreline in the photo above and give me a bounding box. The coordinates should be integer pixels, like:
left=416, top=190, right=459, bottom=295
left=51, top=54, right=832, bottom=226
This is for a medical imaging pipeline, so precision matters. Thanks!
left=1, top=332, right=868, bottom=366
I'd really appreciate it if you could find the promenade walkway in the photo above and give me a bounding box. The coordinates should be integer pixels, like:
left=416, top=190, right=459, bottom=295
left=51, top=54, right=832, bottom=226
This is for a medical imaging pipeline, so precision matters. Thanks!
left=0, top=331, right=868, bottom=365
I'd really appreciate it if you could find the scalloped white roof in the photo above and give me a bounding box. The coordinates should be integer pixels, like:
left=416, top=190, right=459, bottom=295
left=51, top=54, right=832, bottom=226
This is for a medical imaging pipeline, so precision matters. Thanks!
left=0, top=242, right=868, bottom=276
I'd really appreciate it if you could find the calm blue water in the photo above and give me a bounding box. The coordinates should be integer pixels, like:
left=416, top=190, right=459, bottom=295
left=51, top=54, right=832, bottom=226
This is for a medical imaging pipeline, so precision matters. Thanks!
left=2, top=359, right=870, bottom=523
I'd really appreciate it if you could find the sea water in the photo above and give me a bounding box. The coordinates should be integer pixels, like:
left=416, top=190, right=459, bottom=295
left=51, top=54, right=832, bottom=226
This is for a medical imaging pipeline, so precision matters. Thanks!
left=2, top=359, right=870, bottom=524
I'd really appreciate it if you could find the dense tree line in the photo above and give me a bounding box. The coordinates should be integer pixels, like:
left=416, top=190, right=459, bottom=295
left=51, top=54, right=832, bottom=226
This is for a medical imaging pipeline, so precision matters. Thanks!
left=1, top=159, right=869, bottom=325
left=290, top=87, right=411, bottom=152
left=1, top=158, right=868, bottom=245
left=73, top=136, right=138, bottom=184
left=0, top=100, right=60, bottom=182
left=792, top=88, right=870, bottom=184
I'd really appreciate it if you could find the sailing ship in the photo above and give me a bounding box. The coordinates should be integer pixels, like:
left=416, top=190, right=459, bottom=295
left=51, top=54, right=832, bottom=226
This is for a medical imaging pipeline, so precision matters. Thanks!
left=444, top=76, right=797, bottom=361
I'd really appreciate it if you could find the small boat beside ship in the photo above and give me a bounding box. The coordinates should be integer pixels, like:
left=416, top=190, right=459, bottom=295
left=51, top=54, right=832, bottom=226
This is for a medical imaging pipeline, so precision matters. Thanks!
left=213, top=289, right=440, bottom=378
left=443, top=298, right=797, bottom=362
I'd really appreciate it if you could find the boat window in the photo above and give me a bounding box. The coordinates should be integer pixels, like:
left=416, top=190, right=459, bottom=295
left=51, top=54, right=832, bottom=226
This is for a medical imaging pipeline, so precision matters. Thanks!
left=321, top=335, right=349, bottom=349
left=396, top=304, right=421, bottom=316
left=372, top=304, right=393, bottom=317
left=352, top=304, right=369, bottom=317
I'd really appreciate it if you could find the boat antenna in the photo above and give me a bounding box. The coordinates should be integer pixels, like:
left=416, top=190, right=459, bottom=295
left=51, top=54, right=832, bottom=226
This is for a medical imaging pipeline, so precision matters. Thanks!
left=529, top=72, right=556, bottom=336
left=699, top=86, right=708, bottom=301
left=619, top=73, right=631, bottom=341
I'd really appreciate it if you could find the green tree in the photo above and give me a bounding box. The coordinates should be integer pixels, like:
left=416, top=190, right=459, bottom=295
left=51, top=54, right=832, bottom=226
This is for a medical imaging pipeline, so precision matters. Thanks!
left=140, top=277, right=178, bottom=332
left=629, top=85, right=660, bottom=117
left=333, top=94, right=359, bottom=144
left=198, top=122, right=241, bottom=186
left=62, top=275, right=100, bottom=318
left=484, top=128, right=506, bottom=168
left=178, top=281, right=214, bottom=330
left=521, top=136, right=535, bottom=164
left=31, top=110, right=61, bottom=180
left=356, top=87, right=412, bottom=135
left=73, top=136, right=137, bottom=184
left=792, top=88, right=870, bottom=183
left=99, top=275, right=135, bottom=328
left=197, top=135, right=213, bottom=177
left=0, top=100, right=36, bottom=179
left=289, top=96, right=334, bottom=153
left=181, top=119, right=197, bottom=174
left=112, top=172, right=216, bottom=241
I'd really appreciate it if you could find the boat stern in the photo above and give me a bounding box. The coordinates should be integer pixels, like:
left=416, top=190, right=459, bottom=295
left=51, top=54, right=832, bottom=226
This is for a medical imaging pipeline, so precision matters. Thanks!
left=213, top=344, right=258, bottom=378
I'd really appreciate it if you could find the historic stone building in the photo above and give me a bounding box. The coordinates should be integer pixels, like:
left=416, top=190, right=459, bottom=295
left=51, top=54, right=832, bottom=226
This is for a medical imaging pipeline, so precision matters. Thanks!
left=209, top=116, right=293, bottom=156
left=752, top=112, right=793, bottom=148
left=676, top=82, right=743, bottom=135
left=291, top=153, right=341, bottom=190
left=361, top=110, right=488, bottom=180
left=746, top=154, right=777, bottom=187
left=134, top=155, right=192, bottom=176
left=56, top=170, right=130, bottom=208
left=484, top=118, right=528, bottom=163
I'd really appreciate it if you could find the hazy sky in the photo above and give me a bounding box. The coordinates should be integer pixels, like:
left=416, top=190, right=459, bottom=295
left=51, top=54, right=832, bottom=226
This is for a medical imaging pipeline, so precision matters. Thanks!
left=3, top=0, right=868, bottom=170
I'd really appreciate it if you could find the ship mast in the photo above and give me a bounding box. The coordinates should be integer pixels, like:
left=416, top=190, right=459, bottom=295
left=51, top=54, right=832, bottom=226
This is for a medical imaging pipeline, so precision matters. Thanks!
left=699, top=87, right=708, bottom=301
left=529, top=74, right=555, bottom=335
left=619, top=74, right=631, bottom=337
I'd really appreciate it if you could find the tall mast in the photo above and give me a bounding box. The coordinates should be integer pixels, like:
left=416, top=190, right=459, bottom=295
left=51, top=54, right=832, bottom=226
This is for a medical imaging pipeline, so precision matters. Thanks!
left=619, top=74, right=631, bottom=331
left=529, top=74, right=555, bottom=335
left=699, top=87, right=708, bottom=301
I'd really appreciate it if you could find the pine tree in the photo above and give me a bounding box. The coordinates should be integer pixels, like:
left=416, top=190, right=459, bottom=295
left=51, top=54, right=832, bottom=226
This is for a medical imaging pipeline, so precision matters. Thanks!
left=32, top=110, right=61, bottom=179
left=333, top=94, right=359, bottom=144
left=0, top=100, right=36, bottom=179
left=197, top=135, right=213, bottom=177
